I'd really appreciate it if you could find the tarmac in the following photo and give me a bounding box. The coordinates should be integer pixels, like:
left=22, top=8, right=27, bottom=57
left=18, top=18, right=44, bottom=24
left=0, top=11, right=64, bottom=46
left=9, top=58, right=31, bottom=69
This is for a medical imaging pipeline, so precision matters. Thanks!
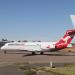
left=0, top=49, right=75, bottom=65
left=0, top=49, right=75, bottom=75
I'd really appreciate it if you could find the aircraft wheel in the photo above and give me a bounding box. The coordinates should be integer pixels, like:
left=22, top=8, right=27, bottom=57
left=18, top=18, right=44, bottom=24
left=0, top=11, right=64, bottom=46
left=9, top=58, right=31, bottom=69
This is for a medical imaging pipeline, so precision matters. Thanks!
left=32, top=52, right=36, bottom=55
left=40, top=52, right=44, bottom=55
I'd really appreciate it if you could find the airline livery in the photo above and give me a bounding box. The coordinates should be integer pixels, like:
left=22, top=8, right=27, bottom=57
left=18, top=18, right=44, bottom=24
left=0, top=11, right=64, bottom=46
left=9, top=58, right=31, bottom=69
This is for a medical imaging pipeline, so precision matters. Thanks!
left=1, top=15, right=75, bottom=54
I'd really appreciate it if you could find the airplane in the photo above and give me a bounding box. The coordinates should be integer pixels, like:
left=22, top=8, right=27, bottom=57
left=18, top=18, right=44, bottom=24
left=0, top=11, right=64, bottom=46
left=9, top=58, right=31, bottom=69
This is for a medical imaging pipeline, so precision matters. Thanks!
left=1, top=15, right=75, bottom=55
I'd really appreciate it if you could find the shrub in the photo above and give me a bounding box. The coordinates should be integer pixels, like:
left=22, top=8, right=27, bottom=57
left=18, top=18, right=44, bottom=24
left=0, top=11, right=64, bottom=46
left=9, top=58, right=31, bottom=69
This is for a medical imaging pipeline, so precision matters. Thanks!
left=25, top=70, right=36, bottom=75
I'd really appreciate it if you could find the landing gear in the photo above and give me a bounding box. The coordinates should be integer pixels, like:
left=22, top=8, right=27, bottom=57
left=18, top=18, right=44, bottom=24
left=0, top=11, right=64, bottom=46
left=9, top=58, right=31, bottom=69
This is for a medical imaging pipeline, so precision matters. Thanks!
left=40, top=52, right=44, bottom=55
left=32, top=52, right=36, bottom=55
left=32, top=51, right=44, bottom=55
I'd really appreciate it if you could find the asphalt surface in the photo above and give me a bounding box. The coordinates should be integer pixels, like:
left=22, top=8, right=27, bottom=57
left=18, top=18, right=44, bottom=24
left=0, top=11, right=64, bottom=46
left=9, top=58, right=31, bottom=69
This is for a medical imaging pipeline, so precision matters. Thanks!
left=0, top=65, right=25, bottom=75
left=0, top=50, right=75, bottom=64
left=0, top=49, right=75, bottom=75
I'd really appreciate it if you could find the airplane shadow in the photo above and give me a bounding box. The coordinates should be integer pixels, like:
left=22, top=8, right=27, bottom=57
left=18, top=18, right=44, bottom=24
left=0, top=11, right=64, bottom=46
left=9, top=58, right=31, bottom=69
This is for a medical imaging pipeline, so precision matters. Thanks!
left=22, top=54, right=37, bottom=57
left=4, top=52, right=26, bottom=54
left=3, top=51, right=75, bottom=57
left=22, top=53, right=75, bottom=57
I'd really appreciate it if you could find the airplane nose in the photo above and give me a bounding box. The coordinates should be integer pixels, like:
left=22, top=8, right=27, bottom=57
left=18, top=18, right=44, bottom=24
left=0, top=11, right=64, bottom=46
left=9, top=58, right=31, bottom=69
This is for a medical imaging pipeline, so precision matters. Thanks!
left=1, top=46, right=5, bottom=50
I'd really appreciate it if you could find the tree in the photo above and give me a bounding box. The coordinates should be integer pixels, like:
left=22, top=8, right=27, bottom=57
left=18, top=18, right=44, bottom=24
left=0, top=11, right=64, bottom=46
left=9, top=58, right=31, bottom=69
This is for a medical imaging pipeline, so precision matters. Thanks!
left=1, top=38, right=8, bottom=41
left=38, top=40, right=41, bottom=42
left=18, top=40, right=21, bottom=42
left=22, top=40, right=28, bottom=42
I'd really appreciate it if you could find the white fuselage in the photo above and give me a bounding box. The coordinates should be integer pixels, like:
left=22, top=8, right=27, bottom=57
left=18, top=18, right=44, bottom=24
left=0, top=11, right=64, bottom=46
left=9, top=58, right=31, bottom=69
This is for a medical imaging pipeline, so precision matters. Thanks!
left=1, top=42, right=56, bottom=52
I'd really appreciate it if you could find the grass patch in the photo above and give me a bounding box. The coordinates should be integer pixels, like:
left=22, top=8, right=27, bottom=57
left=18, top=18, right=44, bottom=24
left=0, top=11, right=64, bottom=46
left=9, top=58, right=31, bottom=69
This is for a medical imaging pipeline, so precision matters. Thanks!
left=15, top=63, right=75, bottom=75
left=25, top=69, right=36, bottom=75
left=15, top=62, right=37, bottom=75
left=15, top=62, right=31, bottom=70
left=38, top=65, right=75, bottom=75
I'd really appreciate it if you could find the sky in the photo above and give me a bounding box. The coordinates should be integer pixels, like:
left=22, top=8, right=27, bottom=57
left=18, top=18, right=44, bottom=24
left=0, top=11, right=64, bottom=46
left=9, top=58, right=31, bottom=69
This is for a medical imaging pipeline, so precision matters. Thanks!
left=0, top=0, right=75, bottom=42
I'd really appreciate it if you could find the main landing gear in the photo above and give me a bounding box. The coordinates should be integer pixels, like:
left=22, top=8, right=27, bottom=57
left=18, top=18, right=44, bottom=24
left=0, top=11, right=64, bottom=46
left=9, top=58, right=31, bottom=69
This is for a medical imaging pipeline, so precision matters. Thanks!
left=32, top=52, right=36, bottom=55
left=40, top=52, right=44, bottom=55
left=32, top=51, right=44, bottom=55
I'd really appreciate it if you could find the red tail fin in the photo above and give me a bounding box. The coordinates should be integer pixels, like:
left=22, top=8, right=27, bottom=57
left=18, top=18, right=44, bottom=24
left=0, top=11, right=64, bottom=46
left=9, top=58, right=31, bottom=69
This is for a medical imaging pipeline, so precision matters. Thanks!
left=55, top=30, right=75, bottom=49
